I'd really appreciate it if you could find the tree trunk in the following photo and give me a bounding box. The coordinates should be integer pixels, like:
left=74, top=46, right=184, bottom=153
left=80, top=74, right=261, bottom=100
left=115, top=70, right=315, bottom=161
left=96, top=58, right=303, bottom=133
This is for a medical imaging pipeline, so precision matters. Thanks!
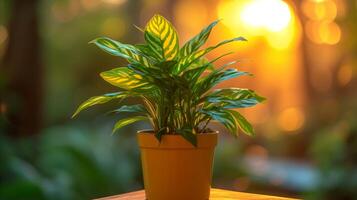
left=1, top=0, right=42, bottom=137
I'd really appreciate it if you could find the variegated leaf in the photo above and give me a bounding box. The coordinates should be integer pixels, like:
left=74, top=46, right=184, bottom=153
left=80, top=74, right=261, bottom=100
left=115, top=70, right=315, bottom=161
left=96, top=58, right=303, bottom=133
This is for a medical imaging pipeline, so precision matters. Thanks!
left=145, top=14, right=179, bottom=60
left=200, top=108, right=238, bottom=137
left=72, top=92, right=127, bottom=118
left=208, top=88, right=266, bottom=109
left=227, top=110, right=254, bottom=136
left=182, top=52, right=234, bottom=85
left=111, top=104, right=147, bottom=114
left=179, top=20, right=219, bottom=57
left=112, top=116, right=149, bottom=134
left=175, top=37, right=247, bottom=74
left=194, top=68, right=250, bottom=97
left=91, top=37, right=152, bottom=67
left=100, top=67, right=150, bottom=91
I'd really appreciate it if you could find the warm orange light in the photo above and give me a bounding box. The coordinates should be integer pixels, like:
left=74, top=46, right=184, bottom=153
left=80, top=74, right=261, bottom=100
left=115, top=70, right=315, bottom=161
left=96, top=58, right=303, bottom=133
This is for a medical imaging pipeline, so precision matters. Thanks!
left=80, top=0, right=101, bottom=10
left=302, top=0, right=337, bottom=22
left=305, top=20, right=323, bottom=44
left=217, top=0, right=304, bottom=122
left=305, top=20, right=341, bottom=45
left=217, top=0, right=297, bottom=49
left=246, top=145, right=268, bottom=158
left=302, top=0, right=341, bottom=45
left=174, top=0, right=208, bottom=43
left=321, top=21, right=341, bottom=45
left=337, top=64, right=353, bottom=86
left=277, top=107, right=305, bottom=132
left=241, top=0, right=291, bottom=32
left=101, top=0, right=126, bottom=5
left=310, top=68, right=333, bottom=92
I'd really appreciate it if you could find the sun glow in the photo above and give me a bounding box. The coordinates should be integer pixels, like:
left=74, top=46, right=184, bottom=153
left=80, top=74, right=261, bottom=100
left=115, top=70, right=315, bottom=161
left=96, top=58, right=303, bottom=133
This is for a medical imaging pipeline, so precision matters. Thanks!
left=241, top=0, right=291, bottom=32
left=218, top=0, right=298, bottom=49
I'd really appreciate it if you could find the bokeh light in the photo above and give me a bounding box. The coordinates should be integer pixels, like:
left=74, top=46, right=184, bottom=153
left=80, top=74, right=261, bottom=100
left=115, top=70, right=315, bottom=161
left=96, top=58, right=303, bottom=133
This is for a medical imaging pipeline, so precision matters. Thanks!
left=277, top=107, right=305, bottom=132
left=302, top=0, right=337, bottom=21
left=101, top=0, right=126, bottom=5
left=302, top=0, right=341, bottom=45
left=305, top=20, right=341, bottom=44
left=337, top=64, right=353, bottom=86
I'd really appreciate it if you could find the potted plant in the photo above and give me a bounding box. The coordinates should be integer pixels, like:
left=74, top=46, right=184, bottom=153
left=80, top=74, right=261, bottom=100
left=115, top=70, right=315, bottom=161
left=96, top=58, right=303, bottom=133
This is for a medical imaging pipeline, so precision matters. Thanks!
left=73, top=14, right=265, bottom=200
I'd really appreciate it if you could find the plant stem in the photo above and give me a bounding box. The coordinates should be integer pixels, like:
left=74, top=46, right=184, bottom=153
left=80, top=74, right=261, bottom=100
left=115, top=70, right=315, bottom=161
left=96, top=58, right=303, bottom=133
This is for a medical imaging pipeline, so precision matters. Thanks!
left=201, top=117, right=211, bottom=133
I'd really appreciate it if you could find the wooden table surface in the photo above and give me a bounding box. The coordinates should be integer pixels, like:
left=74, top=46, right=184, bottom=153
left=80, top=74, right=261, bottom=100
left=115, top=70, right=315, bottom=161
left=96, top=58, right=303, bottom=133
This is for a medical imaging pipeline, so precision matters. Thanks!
left=95, top=188, right=300, bottom=200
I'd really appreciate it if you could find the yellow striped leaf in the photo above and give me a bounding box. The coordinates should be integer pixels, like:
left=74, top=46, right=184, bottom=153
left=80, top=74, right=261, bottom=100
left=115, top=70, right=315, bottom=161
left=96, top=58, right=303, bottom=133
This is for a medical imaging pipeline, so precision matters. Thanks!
left=179, top=20, right=220, bottom=58
left=100, top=67, right=150, bottom=91
left=175, top=37, right=247, bottom=74
left=72, top=92, right=127, bottom=118
left=145, top=14, right=179, bottom=61
left=112, top=116, right=149, bottom=134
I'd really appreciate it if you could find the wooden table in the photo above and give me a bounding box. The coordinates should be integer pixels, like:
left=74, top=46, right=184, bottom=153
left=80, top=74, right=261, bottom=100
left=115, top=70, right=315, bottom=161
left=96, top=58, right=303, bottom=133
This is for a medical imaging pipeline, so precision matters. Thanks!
left=95, top=188, right=300, bottom=200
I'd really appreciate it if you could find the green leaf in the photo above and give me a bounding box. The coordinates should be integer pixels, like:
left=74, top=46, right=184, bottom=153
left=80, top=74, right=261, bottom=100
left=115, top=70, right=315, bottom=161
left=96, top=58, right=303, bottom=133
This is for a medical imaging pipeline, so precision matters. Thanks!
left=141, top=95, right=159, bottom=131
left=134, top=44, right=159, bottom=60
left=144, top=32, right=164, bottom=60
left=100, top=67, right=151, bottom=91
left=176, top=128, right=197, bottom=147
left=179, top=20, right=220, bottom=57
left=182, top=52, right=234, bottom=73
left=128, top=63, right=181, bottom=93
left=154, top=60, right=177, bottom=73
left=72, top=92, right=127, bottom=118
left=90, top=37, right=152, bottom=67
left=227, top=110, right=254, bottom=136
left=145, top=14, right=179, bottom=60
left=194, top=68, right=250, bottom=97
left=205, top=88, right=266, bottom=109
left=175, top=37, right=247, bottom=73
left=155, top=127, right=168, bottom=141
left=182, top=52, right=234, bottom=86
left=112, top=116, right=149, bottom=134
left=200, top=108, right=238, bottom=137
left=111, top=104, right=147, bottom=114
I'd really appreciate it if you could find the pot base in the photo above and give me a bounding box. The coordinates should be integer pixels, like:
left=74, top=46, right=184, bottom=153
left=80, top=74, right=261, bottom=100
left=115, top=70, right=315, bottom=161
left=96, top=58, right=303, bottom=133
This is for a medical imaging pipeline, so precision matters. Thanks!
left=137, top=132, right=217, bottom=200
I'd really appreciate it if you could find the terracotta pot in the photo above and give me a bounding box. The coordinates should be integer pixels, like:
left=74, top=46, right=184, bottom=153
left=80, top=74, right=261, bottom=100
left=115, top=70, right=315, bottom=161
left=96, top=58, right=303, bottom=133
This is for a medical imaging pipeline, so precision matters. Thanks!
left=137, top=131, right=218, bottom=200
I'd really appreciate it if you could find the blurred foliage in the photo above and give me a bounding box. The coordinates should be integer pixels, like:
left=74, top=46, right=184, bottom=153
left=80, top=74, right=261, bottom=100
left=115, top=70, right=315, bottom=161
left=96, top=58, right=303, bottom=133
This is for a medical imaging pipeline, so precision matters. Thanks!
left=39, top=0, right=142, bottom=125
left=305, top=97, right=357, bottom=200
left=0, top=122, right=249, bottom=200
left=0, top=121, right=143, bottom=200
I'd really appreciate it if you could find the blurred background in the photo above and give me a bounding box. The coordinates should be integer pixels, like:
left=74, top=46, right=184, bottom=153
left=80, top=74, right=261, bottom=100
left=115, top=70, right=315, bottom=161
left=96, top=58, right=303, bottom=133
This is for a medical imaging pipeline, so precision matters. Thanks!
left=1, top=0, right=357, bottom=199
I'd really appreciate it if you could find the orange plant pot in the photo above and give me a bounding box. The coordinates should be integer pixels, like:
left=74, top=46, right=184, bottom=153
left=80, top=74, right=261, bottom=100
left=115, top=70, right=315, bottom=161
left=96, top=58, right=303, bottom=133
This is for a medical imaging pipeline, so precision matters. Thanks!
left=137, top=131, right=217, bottom=200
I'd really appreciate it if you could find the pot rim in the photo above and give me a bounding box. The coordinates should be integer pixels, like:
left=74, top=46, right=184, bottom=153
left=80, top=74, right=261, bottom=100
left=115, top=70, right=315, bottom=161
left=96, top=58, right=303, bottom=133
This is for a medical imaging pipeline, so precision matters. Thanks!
left=137, top=130, right=218, bottom=149
left=137, top=129, right=219, bottom=135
